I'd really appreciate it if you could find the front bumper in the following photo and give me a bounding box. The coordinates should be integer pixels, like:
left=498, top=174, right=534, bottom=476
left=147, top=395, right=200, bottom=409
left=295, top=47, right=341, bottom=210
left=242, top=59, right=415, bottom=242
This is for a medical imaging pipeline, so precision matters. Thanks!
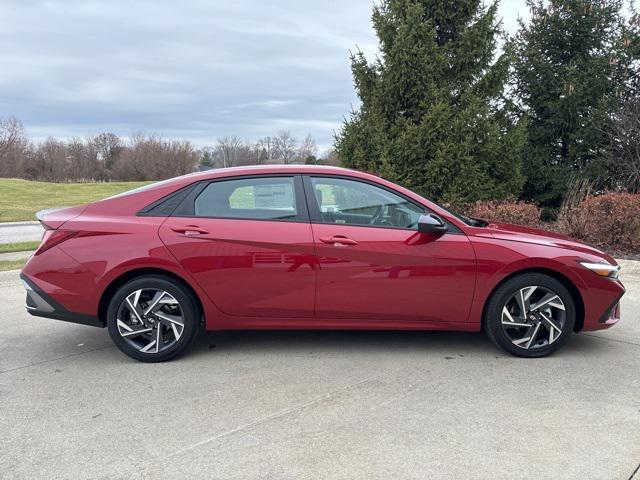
left=597, top=297, right=623, bottom=329
left=20, top=274, right=103, bottom=328
left=576, top=262, right=626, bottom=331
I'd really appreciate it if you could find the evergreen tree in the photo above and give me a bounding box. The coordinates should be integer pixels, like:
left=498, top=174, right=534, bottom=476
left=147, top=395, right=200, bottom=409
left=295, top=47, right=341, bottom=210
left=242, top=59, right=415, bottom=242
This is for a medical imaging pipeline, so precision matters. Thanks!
left=335, top=0, right=526, bottom=204
left=513, top=0, right=637, bottom=205
left=200, top=150, right=214, bottom=168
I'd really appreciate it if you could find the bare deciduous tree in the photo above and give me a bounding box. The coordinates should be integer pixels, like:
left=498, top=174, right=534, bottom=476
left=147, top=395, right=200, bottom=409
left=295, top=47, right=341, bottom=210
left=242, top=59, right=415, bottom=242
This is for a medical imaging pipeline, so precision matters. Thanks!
left=112, top=133, right=199, bottom=181
left=298, top=134, right=318, bottom=163
left=322, top=148, right=341, bottom=166
left=214, top=136, right=246, bottom=168
left=256, top=136, right=276, bottom=164
left=93, top=132, right=122, bottom=174
left=609, top=97, right=640, bottom=192
left=274, top=130, right=298, bottom=164
left=0, top=117, right=30, bottom=178
left=0, top=117, right=22, bottom=160
left=66, top=137, right=100, bottom=181
left=25, top=138, right=69, bottom=182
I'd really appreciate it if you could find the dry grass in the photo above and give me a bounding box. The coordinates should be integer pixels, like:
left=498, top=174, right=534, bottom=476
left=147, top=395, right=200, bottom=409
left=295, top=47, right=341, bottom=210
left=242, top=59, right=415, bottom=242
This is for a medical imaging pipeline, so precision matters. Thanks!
left=0, top=241, right=40, bottom=253
left=0, top=178, right=150, bottom=222
left=0, top=259, right=25, bottom=271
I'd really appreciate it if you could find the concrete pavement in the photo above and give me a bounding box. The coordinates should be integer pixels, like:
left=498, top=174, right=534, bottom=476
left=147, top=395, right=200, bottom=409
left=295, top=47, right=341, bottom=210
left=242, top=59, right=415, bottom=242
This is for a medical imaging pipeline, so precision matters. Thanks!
left=0, top=251, right=34, bottom=262
left=0, top=221, right=43, bottom=244
left=0, top=266, right=639, bottom=479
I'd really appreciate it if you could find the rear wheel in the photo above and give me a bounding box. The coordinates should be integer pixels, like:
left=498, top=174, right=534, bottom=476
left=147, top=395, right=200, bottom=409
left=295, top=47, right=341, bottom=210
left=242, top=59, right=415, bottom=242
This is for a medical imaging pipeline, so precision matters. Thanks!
left=484, top=273, right=576, bottom=358
left=106, top=275, right=200, bottom=362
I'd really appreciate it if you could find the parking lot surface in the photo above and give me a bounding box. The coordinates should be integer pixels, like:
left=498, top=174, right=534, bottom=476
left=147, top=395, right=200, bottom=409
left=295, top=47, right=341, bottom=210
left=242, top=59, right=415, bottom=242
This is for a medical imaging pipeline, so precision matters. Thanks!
left=1, top=263, right=639, bottom=479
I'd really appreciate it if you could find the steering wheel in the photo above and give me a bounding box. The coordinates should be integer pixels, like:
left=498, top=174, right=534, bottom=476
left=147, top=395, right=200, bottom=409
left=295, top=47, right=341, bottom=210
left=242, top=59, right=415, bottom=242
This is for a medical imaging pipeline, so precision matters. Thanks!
left=370, top=205, right=392, bottom=226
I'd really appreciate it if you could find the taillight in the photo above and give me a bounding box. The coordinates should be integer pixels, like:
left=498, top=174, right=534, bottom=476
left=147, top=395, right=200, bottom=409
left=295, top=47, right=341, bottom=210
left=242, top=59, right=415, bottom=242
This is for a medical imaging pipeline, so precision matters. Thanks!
left=34, top=230, right=77, bottom=255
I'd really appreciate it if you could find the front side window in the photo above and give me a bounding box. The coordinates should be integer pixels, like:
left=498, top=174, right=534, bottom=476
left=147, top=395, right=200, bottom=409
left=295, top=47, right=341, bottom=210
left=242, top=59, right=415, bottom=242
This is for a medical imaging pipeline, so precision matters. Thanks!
left=309, top=177, right=425, bottom=229
left=195, top=177, right=298, bottom=220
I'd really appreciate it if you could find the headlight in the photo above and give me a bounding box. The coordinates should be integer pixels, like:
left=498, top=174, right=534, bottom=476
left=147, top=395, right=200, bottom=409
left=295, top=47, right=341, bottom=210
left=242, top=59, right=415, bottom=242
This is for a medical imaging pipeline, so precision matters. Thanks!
left=579, top=261, right=621, bottom=279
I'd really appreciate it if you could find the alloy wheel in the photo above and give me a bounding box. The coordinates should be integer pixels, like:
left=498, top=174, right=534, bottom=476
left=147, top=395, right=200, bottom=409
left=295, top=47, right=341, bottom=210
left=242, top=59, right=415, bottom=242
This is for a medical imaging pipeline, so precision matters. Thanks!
left=501, top=285, right=566, bottom=350
left=116, top=288, right=185, bottom=354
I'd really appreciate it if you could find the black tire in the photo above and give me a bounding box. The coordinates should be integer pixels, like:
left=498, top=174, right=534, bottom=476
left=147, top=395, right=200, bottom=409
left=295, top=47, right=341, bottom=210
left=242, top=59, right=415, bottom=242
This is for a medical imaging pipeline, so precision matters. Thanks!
left=106, top=275, right=200, bottom=362
left=483, top=273, right=576, bottom=358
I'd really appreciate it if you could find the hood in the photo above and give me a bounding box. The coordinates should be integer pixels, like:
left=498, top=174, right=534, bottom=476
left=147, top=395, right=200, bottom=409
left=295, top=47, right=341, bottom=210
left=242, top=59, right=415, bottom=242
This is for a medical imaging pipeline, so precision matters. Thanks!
left=472, top=221, right=616, bottom=264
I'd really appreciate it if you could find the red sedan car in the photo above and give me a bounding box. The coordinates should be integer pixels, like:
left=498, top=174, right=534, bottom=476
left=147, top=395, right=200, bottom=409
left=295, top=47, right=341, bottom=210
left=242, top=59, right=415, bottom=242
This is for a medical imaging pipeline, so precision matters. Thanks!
left=21, top=165, right=624, bottom=361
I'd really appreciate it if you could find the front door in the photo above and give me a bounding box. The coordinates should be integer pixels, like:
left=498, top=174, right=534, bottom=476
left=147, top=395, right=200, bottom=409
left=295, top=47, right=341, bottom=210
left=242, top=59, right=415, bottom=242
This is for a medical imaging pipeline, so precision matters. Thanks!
left=305, top=176, right=476, bottom=324
left=159, top=175, right=316, bottom=318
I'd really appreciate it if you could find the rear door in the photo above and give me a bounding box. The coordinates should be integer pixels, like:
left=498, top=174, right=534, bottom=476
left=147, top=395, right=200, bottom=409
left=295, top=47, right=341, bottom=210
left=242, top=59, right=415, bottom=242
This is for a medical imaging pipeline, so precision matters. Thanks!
left=304, top=175, right=476, bottom=324
left=159, top=175, right=317, bottom=318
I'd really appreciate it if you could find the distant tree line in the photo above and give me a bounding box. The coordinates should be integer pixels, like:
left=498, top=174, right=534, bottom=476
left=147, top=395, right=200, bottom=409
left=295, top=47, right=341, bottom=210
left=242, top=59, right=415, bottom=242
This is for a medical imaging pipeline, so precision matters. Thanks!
left=0, top=118, right=199, bottom=182
left=336, top=0, right=640, bottom=207
left=0, top=119, right=337, bottom=182
left=200, top=130, right=339, bottom=169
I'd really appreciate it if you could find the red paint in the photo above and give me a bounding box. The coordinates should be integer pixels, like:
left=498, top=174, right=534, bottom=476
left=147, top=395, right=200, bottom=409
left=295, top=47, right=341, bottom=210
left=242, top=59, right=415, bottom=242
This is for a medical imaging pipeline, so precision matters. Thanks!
left=159, top=217, right=317, bottom=318
left=22, top=165, right=625, bottom=333
left=310, top=223, right=476, bottom=324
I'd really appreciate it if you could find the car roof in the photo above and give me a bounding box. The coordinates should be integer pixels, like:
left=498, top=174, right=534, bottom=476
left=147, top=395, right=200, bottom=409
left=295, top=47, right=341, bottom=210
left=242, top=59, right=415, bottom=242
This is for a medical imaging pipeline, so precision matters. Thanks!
left=185, top=164, right=373, bottom=181
left=107, top=165, right=383, bottom=205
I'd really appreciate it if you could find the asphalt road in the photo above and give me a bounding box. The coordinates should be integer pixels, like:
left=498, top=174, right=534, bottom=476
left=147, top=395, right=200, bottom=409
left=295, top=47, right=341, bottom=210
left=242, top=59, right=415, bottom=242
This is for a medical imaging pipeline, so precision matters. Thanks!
left=1, top=263, right=639, bottom=480
left=0, top=222, right=43, bottom=244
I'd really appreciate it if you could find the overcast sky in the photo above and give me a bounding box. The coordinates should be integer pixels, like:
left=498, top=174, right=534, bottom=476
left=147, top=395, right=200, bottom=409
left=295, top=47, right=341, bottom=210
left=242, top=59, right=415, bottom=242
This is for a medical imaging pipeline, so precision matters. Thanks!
left=0, top=0, right=532, bottom=150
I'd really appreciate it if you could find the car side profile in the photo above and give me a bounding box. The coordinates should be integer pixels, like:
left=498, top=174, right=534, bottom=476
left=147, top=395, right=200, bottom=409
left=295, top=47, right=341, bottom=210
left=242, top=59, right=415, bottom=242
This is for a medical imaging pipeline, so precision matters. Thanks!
left=21, top=165, right=625, bottom=361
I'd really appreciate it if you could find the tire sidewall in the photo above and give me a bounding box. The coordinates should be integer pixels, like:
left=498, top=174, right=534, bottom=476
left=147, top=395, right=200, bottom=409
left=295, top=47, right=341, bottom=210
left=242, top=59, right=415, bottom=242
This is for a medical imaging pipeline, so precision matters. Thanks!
left=485, top=273, right=576, bottom=358
left=106, top=276, right=199, bottom=362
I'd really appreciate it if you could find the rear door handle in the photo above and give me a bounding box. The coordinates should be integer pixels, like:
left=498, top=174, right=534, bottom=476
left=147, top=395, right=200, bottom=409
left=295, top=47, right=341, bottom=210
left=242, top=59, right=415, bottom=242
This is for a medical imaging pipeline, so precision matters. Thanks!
left=171, top=226, right=209, bottom=236
left=319, top=235, right=358, bottom=246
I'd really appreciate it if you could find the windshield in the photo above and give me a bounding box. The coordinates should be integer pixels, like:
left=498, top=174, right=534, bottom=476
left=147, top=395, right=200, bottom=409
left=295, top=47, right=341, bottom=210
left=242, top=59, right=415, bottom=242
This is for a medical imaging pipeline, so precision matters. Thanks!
left=433, top=202, right=488, bottom=227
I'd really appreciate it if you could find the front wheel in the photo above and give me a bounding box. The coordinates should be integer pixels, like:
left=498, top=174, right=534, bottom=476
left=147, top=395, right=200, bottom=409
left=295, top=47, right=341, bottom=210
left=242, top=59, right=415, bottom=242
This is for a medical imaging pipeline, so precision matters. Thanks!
left=484, top=273, right=576, bottom=358
left=106, top=275, right=200, bottom=362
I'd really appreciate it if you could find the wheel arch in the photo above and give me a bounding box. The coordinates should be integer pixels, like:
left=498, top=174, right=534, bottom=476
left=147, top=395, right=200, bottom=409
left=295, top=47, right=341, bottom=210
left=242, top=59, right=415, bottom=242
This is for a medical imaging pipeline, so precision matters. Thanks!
left=481, top=267, right=585, bottom=332
left=97, top=267, right=205, bottom=326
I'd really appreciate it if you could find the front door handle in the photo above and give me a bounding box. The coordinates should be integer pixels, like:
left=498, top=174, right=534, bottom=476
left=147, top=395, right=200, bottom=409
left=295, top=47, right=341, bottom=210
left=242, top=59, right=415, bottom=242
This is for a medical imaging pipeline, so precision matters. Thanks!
left=319, top=235, right=358, bottom=246
left=171, top=226, right=209, bottom=236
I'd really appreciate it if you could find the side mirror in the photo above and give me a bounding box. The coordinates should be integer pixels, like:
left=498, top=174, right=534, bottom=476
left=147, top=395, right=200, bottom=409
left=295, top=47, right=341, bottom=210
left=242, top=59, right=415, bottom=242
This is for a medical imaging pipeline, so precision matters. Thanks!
left=418, top=214, right=447, bottom=235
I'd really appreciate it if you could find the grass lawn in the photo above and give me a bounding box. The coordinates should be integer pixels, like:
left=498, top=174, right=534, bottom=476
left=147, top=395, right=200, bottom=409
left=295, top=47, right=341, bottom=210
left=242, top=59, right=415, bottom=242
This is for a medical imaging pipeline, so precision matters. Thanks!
left=0, top=259, right=25, bottom=271
left=0, top=241, right=41, bottom=253
left=0, top=178, right=151, bottom=223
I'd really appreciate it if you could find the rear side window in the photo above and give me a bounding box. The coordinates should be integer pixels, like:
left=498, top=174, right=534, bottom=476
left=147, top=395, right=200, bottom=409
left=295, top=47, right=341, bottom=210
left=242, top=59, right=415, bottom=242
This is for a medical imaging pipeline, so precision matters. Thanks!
left=194, top=177, right=299, bottom=221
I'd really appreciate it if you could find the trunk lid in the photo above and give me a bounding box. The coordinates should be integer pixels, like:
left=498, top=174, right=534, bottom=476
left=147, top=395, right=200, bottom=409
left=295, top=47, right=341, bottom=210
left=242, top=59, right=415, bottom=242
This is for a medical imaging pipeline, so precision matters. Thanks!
left=36, top=205, right=87, bottom=230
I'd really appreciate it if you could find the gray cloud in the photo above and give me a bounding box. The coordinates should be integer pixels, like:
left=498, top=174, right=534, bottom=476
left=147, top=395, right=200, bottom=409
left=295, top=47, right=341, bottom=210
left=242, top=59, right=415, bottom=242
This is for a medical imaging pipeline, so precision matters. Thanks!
left=0, top=0, right=527, bottom=149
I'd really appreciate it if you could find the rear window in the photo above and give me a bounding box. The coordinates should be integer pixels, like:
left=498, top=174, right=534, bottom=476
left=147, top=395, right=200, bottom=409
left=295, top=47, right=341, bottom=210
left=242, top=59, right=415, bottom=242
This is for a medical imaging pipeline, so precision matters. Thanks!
left=104, top=178, right=177, bottom=200
left=194, top=177, right=299, bottom=221
left=104, top=172, right=204, bottom=200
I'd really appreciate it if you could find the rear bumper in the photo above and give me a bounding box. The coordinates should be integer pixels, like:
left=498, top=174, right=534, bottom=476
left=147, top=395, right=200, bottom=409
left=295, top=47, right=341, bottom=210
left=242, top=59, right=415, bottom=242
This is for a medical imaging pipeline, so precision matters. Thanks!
left=20, top=274, right=103, bottom=328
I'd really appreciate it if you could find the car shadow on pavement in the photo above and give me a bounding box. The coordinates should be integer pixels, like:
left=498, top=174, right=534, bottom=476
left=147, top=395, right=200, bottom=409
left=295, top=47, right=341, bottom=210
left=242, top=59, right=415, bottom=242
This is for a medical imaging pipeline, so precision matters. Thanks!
left=184, top=328, right=611, bottom=360
left=5, top=324, right=610, bottom=369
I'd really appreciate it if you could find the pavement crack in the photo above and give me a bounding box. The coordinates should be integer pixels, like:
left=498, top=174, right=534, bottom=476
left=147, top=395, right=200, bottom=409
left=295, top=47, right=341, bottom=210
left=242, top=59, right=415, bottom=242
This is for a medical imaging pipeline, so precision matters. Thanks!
left=165, top=375, right=380, bottom=459
left=579, top=333, right=640, bottom=348
left=0, top=345, right=114, bottom=374
left=629, top=462, right=640, bottom=480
